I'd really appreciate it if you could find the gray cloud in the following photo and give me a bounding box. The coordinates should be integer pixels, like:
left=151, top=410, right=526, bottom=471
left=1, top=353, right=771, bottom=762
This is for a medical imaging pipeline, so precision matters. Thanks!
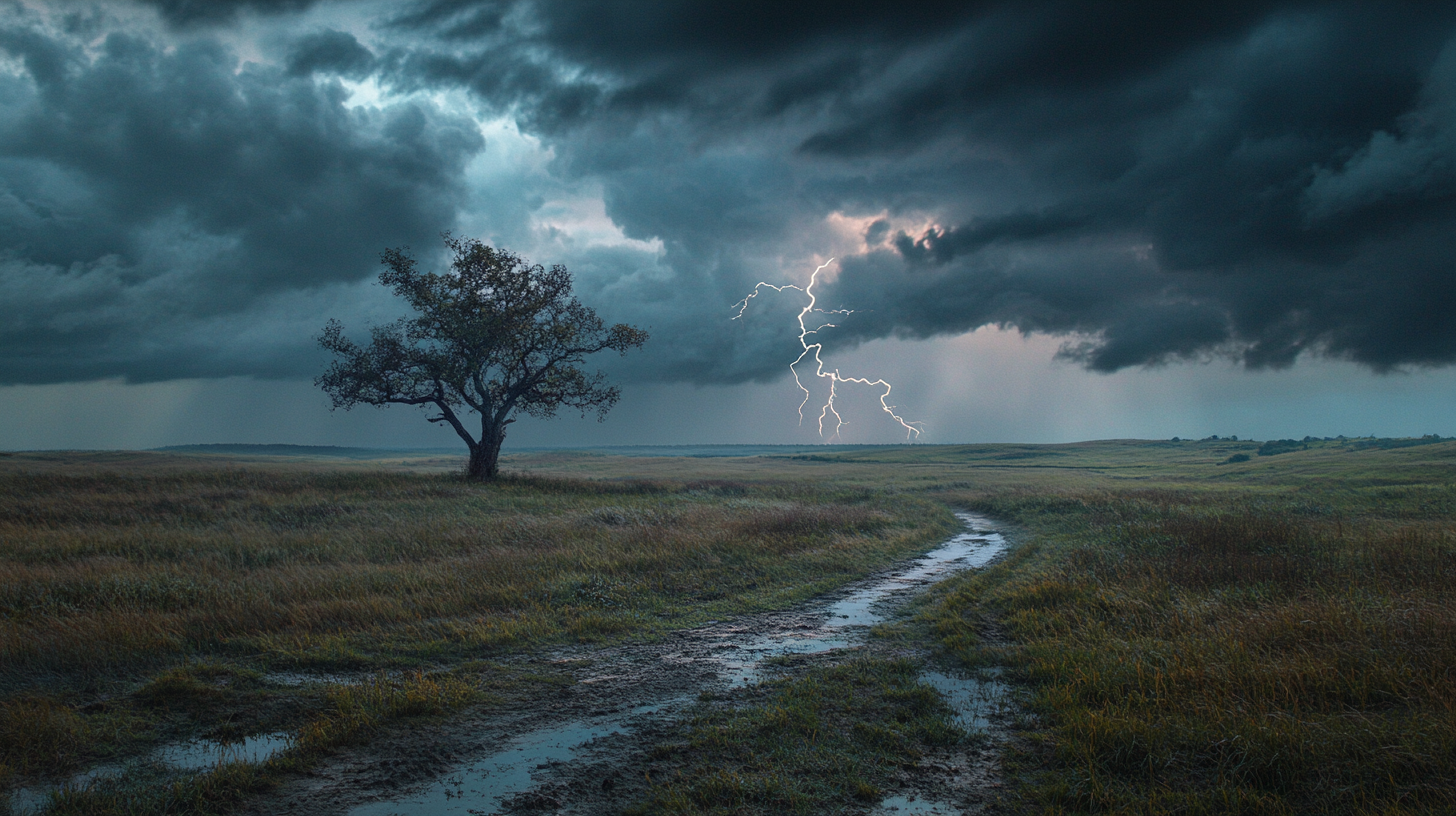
left=383, top=0, right=1456, bottom=378
left=136, top=0, right=321, bottom=27
left=4, top=1, right=1456, bottom=392
left=286, top=29, right=377, bottom=78
left=0, top=9, right=483, bottom=383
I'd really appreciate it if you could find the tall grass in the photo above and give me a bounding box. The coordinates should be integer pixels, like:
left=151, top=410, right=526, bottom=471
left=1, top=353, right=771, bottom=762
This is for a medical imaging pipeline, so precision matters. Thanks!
left=0, top=470, right=945, bottom=680
left=0, top=464, right=954, bottom=784
left=932, top=486, right=1456, bottom=814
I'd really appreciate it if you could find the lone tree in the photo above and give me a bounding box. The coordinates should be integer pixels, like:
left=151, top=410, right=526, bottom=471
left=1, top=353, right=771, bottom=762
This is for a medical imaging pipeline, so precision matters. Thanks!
left=317, top=234, right=648, bottom=480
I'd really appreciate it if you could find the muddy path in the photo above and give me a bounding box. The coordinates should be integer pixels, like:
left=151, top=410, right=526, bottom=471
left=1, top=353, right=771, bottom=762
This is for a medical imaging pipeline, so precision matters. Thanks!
left=242, top=512, right=1017, bottom=816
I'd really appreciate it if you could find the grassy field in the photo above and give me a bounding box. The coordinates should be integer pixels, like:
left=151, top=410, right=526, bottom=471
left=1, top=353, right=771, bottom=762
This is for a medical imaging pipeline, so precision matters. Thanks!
left=0, top=450, right=954, bottom=813
left=901, top=438, right=1456, bottom=814
left=2, top=437, right=1454, bottom=814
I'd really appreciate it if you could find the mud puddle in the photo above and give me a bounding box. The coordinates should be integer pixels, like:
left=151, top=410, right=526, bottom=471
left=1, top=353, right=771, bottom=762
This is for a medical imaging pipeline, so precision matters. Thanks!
left=713, top=515, right=1005, bottom=687
left=7, top=732, right=294, bottom=814
left=348, top=703, right=677, bottom=816
left=323, top=512, right=1009, bottom=816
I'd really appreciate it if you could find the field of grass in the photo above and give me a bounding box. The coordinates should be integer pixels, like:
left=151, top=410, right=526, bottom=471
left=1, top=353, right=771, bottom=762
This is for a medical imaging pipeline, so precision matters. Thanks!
left=904, top=439, right=1456, bottom=814
left=2, top=437, right=1454, bottom=814
left=0, top=451, right=954, bottom=812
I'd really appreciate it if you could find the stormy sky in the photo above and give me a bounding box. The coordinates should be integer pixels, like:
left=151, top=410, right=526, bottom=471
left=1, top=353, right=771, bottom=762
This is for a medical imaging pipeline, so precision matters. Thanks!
left=2, top=1, right=1455, bottom=448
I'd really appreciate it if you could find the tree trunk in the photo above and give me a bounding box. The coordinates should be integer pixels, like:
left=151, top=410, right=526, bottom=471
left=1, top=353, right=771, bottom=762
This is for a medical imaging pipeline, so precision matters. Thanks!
left=466, top=424, right=506, bottom=480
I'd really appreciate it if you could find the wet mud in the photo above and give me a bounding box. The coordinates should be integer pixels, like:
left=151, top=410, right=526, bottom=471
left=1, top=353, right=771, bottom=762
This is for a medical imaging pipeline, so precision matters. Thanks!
left=237, top=512, right=1018, bottom=816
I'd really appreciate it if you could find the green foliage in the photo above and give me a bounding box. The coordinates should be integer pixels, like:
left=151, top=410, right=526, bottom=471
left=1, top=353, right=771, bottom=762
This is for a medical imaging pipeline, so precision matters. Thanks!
left=1256, top=438, right=1306, bottom=456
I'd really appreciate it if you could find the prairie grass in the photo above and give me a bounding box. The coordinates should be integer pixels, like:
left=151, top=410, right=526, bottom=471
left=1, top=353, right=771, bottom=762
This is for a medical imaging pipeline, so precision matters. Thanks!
left=0, top=469, right=946, bottom=681
left=7, top=442, right=1455, bottom=813
left=0, top=458, right=953, bottom=792
left=927, top=484, right=1456, bottom=814
left=631, top=656, right=964, bottom=814
left=292, top=669, right=479, bottom=752
left=31, top=670, right=478, bottom=816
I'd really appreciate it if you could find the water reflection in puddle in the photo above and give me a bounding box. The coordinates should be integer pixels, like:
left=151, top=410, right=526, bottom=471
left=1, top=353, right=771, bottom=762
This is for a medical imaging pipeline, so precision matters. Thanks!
left=350, top=512, right=1008, bottom=816
left=7, top=764, right=121, bottom=814
left=7, top=732, right=292, bottom=814
left=351, top=701, right=678, bottom=816
left=157, top=732, right=293, bottom=771
left=873, top=794, right=961, bottom=814
left=921, top=670, right=1009, bottom=731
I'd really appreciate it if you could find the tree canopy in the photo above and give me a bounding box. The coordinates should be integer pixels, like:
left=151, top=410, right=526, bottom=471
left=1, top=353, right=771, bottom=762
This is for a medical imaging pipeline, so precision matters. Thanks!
left=317, top=234, right=648, bottom=479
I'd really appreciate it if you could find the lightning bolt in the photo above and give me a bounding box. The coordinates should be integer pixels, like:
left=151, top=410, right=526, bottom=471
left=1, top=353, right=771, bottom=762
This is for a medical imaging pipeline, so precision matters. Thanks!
left=733, top=259, right=923, bottom=442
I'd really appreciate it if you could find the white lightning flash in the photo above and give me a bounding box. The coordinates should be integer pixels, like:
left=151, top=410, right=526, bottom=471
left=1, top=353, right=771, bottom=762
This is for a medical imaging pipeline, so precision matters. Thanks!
left=733, top=259, right=923, bottom=441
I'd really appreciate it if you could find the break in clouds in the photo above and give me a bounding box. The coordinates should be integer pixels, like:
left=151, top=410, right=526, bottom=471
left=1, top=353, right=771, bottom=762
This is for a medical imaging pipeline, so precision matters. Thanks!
left=1, top=1, right=1454, bottom=386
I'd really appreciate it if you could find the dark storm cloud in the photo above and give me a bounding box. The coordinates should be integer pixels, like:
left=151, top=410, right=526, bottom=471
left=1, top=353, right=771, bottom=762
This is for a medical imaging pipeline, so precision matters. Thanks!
left=0, top=10, right=483, bottom=383
left=286, top=30, right=376, bottom=78
left=137, top=0, right=320, bottom=27
left=5, top=1, right=1455, bottom=391
left=892, top=209, right=1091, bottom=265
left=387, top=0, right=1456, bottom=379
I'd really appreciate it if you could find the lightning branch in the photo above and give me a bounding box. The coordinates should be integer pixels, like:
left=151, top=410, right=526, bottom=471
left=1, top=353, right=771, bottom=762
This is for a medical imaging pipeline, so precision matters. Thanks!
left=732, top=259, right=923, bottom=442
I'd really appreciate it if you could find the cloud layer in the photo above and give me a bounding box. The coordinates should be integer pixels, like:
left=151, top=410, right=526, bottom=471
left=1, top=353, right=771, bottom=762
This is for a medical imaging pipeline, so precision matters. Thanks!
left=0, top=4, right=480, bottom=382
left=380, top=0, right=1456, bottom=378
left=2, top=1, right=1455, bottom=388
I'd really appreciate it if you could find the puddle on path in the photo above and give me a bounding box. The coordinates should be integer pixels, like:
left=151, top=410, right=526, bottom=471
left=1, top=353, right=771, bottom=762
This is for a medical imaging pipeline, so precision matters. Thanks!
left=715, top=515, right=1006, bottom=687
left=7, top=732, right=292, bottom=814
left=873, top=794, right=961, bottom=814
left=350, top=702, right=678, bottom=816
left=7, top=763, right=122, bottom=815
left=350, top=512, right=1009, bottom=816
left=920, top=670, right=1010, bottom=731
left=157, top=732, right=293, bottom=771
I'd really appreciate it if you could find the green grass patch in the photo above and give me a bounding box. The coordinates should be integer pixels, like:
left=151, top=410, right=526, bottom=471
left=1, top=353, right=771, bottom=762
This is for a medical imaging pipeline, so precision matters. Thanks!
left=630, top=656, right=966, bottom=814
